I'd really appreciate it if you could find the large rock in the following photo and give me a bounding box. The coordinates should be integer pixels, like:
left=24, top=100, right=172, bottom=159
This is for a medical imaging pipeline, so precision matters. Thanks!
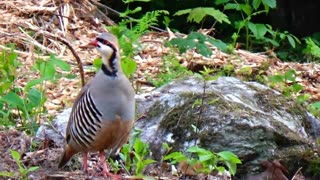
left=135, top=76, right=315, bottom=178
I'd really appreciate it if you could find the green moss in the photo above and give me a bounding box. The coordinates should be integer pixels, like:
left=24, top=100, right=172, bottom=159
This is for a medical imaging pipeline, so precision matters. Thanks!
left=146, top=100, right=164, bottom=117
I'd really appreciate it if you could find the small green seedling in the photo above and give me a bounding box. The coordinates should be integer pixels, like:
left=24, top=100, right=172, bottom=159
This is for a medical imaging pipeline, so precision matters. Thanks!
left=0, top=150, right=39, bottom=179
left=109, top=128, right=156, bottom=178
left=164, top=146, right=241, bottom=176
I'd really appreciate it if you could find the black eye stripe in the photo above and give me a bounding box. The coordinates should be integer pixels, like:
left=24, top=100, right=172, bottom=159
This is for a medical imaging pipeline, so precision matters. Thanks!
left=96, top=38, right=111, bottom=46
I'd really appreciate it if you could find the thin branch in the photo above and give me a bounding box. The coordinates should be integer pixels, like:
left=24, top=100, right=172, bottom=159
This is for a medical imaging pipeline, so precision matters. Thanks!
left=54, top=36, right=86, bottom=87
left=291, top=167, right=303, bottom=180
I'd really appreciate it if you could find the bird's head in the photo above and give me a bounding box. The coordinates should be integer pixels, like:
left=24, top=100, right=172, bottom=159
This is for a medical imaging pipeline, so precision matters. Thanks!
left=89, top=32, right=120, bottom=76
left=89, top=32, right=119, bottom=58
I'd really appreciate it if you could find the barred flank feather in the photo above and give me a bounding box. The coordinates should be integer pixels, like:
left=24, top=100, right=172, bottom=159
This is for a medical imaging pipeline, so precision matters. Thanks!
left=69, top=90, right=102, bottom=149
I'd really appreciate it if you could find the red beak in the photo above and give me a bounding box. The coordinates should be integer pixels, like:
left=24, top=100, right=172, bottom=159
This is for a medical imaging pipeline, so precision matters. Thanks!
left=88, top=39, right=98, bottom=47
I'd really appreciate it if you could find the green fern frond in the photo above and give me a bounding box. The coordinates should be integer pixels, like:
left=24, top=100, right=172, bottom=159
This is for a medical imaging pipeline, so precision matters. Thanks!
left=133, top=10, right=169, bottom=34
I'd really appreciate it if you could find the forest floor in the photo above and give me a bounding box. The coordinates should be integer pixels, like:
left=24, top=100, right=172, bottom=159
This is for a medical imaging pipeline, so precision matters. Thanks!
left=0, top=0, right=319, bottom=179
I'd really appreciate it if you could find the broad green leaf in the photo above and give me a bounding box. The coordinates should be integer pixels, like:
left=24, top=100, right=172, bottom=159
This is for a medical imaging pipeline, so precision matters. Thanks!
left=1, top=92, right=24, bottom=110
left=248, top=22, right=267, bottom=39
left=224, top=3, right=241, bottom=11
left=284, top=69, right=296, bottom=82
left=207, top=38, right=229, bottom=52
left=133, top=140, right=142, bottom=154
left=203, top=8, right=230, bottom=24
left=10, top=149, right=20, bottom=162
left=269, top=74, right=283, bottom=83
left=297, top=94, right=311, bottom=104
left=292, top=83, right=303, bottom=93
left=164, top=152, right=187, bottom=164
left=175, top=7, right=230, bottom=24
left=93, top=58, right=102, bottom=71
left=187, top=8, right=207, bottom=23
left=121, top=58, right=137, bottom=78
left=39, top=61, right=55, bottom=79
left=128, top=7, right=142, bottom=15
left=26, top=166, right=39, bottom=173
left=135, top=160, right=143, bottom=175
left=262, top=0, right=276, bottom=8
left=216, top=166, right=225, bottom=173
left=264, top=38, right=279, bottom=47
left=164, top=152, right=183, bottom=160
left=255, top=24, right=268, bottom=38
left=225, top=161, right=237, bottom=175
left=195, top=43, right=212, bottom=57
left=143, top=159, right=156, bottom=165
left=304, top=38, right=320, bottom=57
left=49, top=54, right=70, bottom=71
left=28, top=88, right=42, bottom=106
left=252, top=0, right=262, bottom=10
left=170, top=32, right=229, bottom=57
left=0, top=171, right=14, bottom=177
left=215, top=0, right=230, bottom=5
left=286, top=35, right=296, bottom=48
left=279, top=33, right=286, bottom=40
left=241, top=4, right=252, bottom=16
left=311, top=102, right=320, bottom=108
left=187, top=146, right=211, bottom=154
left=198, top=154, right=214, bottom=162
left=0, top=82, right=12, bottom=93
left=218, top=151, right=241, bottom=164
left=25, top=78, right=44, bottom=91
left=174, top=9, right=191, bottom=16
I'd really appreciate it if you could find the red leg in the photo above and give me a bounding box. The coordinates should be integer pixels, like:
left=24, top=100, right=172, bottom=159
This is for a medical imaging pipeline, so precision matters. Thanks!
left=83, top=152, right=88, bottom=173
left=99, top=151, right=122, bottom=179
left=99, top=150, right=108, bottom=176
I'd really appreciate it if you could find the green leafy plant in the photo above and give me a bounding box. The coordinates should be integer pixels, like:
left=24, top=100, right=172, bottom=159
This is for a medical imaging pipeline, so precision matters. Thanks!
left=303, top=37, right=320, bottom=62
left=147, top=54, right=192, bottom=87
left=0, top=150, right=39, bottom=179
left=268, top=69, right=310, bottom=104
left=110, top=128, right=156, bottom=178
left=308, top=102, right=320, bottom=117
left=164, top=146, right=241, bottom=176
left=169, top=32, right=229, bottom=56
left=214, top=0, right=299, bottom=51
left=308, top=157, right=320, bottom=178
left=0, top=50, right=71, bottom=134
left=174, top=7, right=230, bottom=25
left=0, top=45, right=20, bottom=126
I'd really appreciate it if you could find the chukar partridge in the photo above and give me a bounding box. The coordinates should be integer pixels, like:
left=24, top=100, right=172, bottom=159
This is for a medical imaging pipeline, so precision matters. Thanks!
left=58, top=32, right=135, bottom=177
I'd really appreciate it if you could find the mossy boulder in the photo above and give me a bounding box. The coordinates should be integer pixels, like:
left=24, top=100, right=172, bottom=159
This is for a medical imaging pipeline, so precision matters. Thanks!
left=135, top=76, right=316, bottom=179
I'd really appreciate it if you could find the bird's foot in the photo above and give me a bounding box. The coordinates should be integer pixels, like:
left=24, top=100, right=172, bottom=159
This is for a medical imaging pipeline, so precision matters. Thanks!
left=103, top=171, right=123, bottom=180
left=99, top=150, right=122, bottom=179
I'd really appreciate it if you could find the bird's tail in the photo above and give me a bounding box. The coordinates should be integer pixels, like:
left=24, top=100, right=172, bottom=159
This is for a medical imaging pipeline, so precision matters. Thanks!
left=58, top=144, right=76, bottom=168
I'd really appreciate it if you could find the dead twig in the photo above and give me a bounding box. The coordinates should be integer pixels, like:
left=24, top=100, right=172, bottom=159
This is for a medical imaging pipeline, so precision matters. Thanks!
left=54, top=36, right=86, bottom=87
left=291, top=167, right=303, bottom=180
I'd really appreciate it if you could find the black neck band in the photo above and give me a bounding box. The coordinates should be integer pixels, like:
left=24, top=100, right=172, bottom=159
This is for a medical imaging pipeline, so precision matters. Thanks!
left=101, top=43, right=118, bottom=77
left=101, top=63, right=117, bottom=77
